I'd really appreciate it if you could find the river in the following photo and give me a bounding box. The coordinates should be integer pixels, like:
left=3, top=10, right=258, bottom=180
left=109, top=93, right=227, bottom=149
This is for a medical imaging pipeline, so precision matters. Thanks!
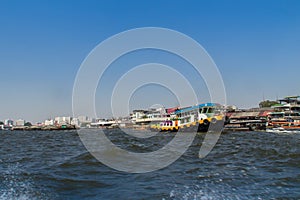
left=0, top=130, right=299, bottom=199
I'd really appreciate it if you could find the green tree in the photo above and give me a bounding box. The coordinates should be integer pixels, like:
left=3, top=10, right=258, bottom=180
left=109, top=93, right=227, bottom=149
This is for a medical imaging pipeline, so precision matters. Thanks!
left=24, top=122, right=32, bottom=127
left=259, top=100, right=278, bottom=108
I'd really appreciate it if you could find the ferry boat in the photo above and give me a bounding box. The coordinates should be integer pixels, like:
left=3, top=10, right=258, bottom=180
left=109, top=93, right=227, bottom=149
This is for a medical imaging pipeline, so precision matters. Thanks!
left=158, top=103, right=224, bottom=132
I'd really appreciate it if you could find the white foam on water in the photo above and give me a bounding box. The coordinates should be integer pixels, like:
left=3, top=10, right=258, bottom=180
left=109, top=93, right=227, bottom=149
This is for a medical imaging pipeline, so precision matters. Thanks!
left=0, top=164, right=48, bottom=200
left=167, top=184, right=244, bottom=200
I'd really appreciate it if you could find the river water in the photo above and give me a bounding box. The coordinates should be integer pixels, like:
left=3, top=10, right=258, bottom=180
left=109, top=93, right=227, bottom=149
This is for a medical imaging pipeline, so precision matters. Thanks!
left=0, top=129, right=299, bottom=199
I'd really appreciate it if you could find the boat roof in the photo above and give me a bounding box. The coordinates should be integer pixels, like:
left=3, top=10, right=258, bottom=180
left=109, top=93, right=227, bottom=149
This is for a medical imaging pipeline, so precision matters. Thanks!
left=272, top=103, right=300, bottom=108
left=229, top=112, right=260, bottom=118
left=269, top=112, right=284, bottom=115
left=278, top=96, right=300, bottom=104
left=175, top=103, right=216, bottom=114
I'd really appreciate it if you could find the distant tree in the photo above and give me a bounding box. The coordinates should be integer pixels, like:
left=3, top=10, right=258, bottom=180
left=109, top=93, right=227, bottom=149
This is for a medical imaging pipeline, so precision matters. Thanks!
left=0, top=121, right=4, bottom=125
left=259, top=100, right=278, bottom=108
left=24, top=122, right=32, bottom=127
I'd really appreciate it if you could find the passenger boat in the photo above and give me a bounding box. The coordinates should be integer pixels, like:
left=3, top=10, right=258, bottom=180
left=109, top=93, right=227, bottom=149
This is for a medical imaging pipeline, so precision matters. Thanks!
left=159, top=103, right=224, bottom=132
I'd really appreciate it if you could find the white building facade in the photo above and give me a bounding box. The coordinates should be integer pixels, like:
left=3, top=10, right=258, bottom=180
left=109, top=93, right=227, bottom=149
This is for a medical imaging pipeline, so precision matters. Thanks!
left=15, top=119, right=25, bottom=126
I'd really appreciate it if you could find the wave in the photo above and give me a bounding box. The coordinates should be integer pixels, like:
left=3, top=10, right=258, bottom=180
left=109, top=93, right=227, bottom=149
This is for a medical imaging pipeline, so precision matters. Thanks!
left=0, top=164, right=52, bottom=200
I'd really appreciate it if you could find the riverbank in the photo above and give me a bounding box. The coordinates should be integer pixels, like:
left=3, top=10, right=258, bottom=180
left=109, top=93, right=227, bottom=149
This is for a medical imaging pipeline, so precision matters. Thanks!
left=7, top=124, right=78, bottom=131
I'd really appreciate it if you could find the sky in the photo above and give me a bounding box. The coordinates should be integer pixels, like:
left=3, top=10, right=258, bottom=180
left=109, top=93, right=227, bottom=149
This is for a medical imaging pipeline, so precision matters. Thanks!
left=0, top=0, right=300, bottom=122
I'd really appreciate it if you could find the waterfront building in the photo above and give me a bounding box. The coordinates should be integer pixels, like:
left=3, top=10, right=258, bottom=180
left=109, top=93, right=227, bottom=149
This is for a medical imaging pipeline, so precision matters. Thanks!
left=4, top=119, right=14, bottom=127
left=55, top=117, right=64, bottom=124
left=71, top=118, right=80, bottom=127
left=63, top=116, right=71, bottom=124
left=54, top=116, right=72, bottom=125
left=78, top=116, right=89, bottom=123
left=44, top=119, right=54, bottom=126
left=36, top=122, right=43, bottom=126
left=15, top=119, right=25, bottom=126
left=147, top=106, right=168, bottom=119
left=130, top=110, right=147, bottom=123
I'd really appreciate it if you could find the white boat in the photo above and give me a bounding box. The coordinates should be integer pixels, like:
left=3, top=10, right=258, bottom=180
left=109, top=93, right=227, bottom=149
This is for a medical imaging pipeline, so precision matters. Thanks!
left=90, top=119, right=116, bottom=127
left=266, top=127, right=300, bottom=134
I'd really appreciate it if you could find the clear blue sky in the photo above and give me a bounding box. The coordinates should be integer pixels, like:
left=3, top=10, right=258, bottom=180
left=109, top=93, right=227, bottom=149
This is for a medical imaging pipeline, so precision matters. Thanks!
left=0, top=0, right=300, bottom=122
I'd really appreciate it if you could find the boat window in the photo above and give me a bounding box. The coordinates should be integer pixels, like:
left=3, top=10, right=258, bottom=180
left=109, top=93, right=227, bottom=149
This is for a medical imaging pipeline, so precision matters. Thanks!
left=288, top=113, right=300, bottom=116
left=270, top=113, right=284, bottom=118
left=202, top=107, right=208, bottom=113
left=291, top=107, right=300, bottom=112
left=208, top=107, right=215, bottom=113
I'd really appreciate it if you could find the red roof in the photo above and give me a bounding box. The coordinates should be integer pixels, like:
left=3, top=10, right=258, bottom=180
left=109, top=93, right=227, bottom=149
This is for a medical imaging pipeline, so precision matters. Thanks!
left=259, top=111, right=272, bottom=117
left=166, top=107, right=178, bottom=114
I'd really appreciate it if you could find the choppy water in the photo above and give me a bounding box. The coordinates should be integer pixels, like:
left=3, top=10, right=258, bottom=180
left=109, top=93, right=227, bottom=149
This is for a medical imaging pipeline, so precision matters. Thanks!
left=0, top=129, right=299, bottom=200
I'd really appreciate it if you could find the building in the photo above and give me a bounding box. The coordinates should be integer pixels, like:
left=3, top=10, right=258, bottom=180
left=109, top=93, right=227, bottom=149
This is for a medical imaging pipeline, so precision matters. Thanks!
left=4, top=119, right=14, bottom=127
left=147, top=106, right=167, bottom=119
left=78, top=116, right=90, bottom=123
left=55, top=117, right=64, bottom=125
left=71, top=118, right=80, bottom=127
left=54, top=116, right=72, bottom=125
left=15, top=119, right=25, bottom=126
left=130, top=110, right=147, bottom=122
left=44, top=119, right=54, bottom=126
left=63, top=116, right=71, bottom=124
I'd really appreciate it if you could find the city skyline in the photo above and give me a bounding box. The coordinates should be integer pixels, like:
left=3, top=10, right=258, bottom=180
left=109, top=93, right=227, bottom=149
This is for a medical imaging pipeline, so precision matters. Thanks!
left=1, top=0, right=300, bottom=122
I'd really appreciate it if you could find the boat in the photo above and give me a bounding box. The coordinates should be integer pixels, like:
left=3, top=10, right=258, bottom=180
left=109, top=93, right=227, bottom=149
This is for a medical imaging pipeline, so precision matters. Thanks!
left=266, top=127, right=300, bottom=134
left=90, top=119, right=117, bottom=128
left=224, top=111, right=268, bottom=132
left=159, top=103, right=224, bottom=132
